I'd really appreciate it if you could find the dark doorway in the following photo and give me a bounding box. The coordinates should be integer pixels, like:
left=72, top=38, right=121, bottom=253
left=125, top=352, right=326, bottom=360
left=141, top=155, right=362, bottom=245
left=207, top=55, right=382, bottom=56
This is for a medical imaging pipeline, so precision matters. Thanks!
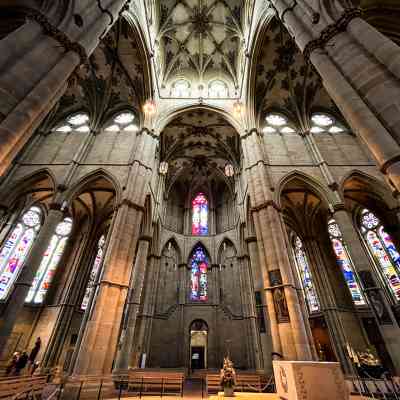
left=310, top=316, right=337, bottom=362
left=191, top=346, right=205, bottom=370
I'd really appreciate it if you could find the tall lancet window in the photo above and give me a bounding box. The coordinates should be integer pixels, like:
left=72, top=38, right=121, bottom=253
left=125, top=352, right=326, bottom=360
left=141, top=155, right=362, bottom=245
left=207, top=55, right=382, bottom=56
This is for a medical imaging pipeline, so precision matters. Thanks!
left=81, top=234, right=106, bottom=311
left=190, top=245, right=208, bottom=301
left=26, top=217, right=73, bottom=304
left=360, top=208, right=400, bottom=301
left=192, top=193, right=208, bottom=235
left=328, top=219, right=365, bottom=306
left=0, top=206, right=42, bottom=300
left=293, top=236, right=320, bottom=313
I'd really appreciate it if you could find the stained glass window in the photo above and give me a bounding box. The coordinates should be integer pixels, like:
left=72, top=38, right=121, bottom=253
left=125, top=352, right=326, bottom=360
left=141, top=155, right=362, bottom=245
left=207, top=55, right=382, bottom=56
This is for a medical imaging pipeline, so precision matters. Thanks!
left=81, top=234, right=106, bottom=311
left=293, top=236, right=320, bottom=313
left=190, top=245, right=208, bottom=301
left=0, top=206, right=42, bottom=300
left=360, top=209, right=400, bottom=301
left=328, top=219, right=365, bottom=306
left=26, top=217, right=72, bottom=304
left=192, top=193, right=208, bottom=235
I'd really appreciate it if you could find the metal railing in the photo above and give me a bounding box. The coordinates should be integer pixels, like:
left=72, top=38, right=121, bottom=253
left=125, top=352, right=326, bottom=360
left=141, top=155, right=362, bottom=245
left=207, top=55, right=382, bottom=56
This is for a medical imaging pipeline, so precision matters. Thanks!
left=349, top=373, right=400, bottom=399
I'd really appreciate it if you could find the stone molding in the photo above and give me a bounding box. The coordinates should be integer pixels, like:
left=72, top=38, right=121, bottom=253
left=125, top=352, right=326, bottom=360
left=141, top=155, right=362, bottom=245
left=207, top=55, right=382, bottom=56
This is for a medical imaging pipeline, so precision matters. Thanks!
left=251, top=200, right=281, bottom=213
left=138, top=235, right=152, bottom=243
left=303, top=8, right=363, bottom=61
left=99, top=279, right=129, bottom=289
left=26, top=9, right=88, bottom=64
left=118, top=199, right=145, bottom=212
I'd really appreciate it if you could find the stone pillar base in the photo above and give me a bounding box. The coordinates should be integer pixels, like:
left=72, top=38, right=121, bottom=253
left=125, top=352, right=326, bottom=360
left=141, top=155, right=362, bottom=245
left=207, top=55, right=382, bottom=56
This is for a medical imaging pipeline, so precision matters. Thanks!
left=273, top=360, right=349, bottom=400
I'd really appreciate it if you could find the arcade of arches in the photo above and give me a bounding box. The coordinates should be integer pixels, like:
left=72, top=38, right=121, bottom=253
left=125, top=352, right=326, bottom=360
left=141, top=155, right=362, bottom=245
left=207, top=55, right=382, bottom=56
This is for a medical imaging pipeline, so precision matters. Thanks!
left=1, top=0, right=400, bottom=380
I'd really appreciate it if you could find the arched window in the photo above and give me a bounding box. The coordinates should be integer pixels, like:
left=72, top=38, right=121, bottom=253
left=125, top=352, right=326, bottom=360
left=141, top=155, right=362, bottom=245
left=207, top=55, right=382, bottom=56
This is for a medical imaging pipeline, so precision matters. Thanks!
left=192, top=193, right=208, bottom=235
left=171, top=79, right=190, bottom=97
left=105, top=111, right=138, bottom=132
left=81, top=234, right=106, bottom=311
left=359, top=208, right=400, bottom=302
left=292, top=236, right=320, bottom=313
left=54, top=113, right=90, bottom=133
left=0, top=206, right=42, bottom=300
left=328, top=219, right=365, bottom=306
left=310, top=112, right=346, bottom=134
left=208, top=80, right=228, bottom=98
left=25, top=217, right=73, bottom=304
left=263, top=113, right=296, bottom=134
left=190, top=245, right=208, bottom=301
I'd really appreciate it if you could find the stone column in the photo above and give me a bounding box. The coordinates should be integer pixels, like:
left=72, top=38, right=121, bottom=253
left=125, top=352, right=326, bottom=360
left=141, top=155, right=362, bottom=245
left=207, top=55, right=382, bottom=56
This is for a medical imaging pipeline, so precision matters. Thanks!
left=270, top=0, right=400, bottom=191
left=72, top=128, right=157, bottom=375
left=333, top=207, right=400, bottom=371
left=114, top=236, right=151, bottom=371
left=0, top=0, right=128, bottom=176
left=133, top=254, right=161, bottom=368
left=240, top=254, right=264, bottom=370
left=0, top=204, right=65, bottom=354
left=242, top=129, right=313, bottom=360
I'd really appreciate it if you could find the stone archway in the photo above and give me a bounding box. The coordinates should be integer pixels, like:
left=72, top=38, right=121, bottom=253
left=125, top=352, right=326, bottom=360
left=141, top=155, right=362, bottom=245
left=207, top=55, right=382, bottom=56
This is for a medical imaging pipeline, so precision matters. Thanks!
left=189, top=319, right=208, bottom=372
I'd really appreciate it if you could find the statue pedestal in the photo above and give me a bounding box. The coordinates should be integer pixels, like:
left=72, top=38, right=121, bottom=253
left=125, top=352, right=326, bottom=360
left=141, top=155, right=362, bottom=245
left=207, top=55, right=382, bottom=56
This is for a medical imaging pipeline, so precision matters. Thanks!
left=273, top=361, right=349, bottom=400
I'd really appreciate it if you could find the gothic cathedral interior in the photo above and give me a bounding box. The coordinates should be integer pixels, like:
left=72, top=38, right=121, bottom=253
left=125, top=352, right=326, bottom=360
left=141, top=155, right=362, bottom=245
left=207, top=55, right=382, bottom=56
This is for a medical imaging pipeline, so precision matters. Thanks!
left=1, top=0, right=400, bottom=382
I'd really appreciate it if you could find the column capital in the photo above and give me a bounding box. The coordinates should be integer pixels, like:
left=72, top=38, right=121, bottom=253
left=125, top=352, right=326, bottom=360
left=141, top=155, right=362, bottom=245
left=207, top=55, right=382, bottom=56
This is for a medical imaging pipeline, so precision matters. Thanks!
left=26, top=9, right=88, bottom=65
left=251, top=200, right=281, bottom=213
left=303, top=8, right=363, bottom=61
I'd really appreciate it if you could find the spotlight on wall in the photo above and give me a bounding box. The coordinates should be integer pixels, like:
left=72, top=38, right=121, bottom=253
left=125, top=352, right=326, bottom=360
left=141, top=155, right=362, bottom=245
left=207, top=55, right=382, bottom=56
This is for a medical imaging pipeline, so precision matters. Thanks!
left=224, top=163, right=234, bottom=177
left=143, top=99, right=156, bottom=115
left=159, top=161, right=169, bottom=175
left=233, top=101, right=244, bottom=118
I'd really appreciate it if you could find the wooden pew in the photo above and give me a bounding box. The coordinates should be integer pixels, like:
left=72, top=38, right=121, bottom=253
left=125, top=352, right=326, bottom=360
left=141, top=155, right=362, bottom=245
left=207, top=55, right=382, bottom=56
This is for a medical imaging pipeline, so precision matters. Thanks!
left=0, top=375, right=48, bottom=400
left=206, top=372, right=268, bottom=394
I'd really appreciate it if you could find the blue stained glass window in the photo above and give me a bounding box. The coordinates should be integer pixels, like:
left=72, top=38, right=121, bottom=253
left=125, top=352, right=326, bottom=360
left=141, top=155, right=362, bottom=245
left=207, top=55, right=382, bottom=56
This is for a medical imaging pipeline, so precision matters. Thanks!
left=328, top=219, right=365, bottom=306
left=360, top=208, right=400, bottom=301
left=190, top=245, right=208, bottom=301
left=0, top=206, right=42, bottom=300
left=192, top=193, right=208, bottom=235
left=26, top=217, right=72, bottom=303
left=293, top=236, right=320, bottom=313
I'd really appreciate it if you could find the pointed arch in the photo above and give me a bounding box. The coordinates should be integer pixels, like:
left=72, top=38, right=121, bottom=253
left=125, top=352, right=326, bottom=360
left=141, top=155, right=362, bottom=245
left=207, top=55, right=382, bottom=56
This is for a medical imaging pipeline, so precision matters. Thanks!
left=161, top=236, right=182, bottom=265
left=276, top=170, right=334, bottom=208
left=340, top=170, right=397, bottom=210
left=2, top=168, right=56, bottom=208
left=217, top=237, right=237, bottom=264
left=188, top=242, right=210, bottom=302
left=187, top=241, right=212, bottom=265
left=66, top=168, right=122, bottom=204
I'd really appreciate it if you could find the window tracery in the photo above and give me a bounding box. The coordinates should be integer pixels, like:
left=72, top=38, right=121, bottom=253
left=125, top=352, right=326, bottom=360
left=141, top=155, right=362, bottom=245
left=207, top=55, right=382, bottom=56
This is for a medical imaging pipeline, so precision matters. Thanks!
left=328, top=219, right=365, bottom=305
left=190, top=245, right=208, bottom=301
left=263, top=113, right=296, bottom=134
left=171, top=79, right=191, bottom=97
left=0, top=206, right=42, bottom=300
left=310, top=112, right=346, bottom=134
left=359, top=208, right=400, bottom=301
left=54, top=113, right=90, bottom=133
left=25, top=217, right=72, bottom=304
left=192, top=193, right=208, bottom=235
left=208, top=80, right=228, bottom=98
left=292, top=236, right=320, bottom=313
left=105, top=111, right=138, bottom=132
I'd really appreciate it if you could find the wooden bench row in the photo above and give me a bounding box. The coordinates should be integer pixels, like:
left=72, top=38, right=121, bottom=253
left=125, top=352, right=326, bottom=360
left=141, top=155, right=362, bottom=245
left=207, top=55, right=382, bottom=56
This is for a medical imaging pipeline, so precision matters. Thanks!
left=206, top=373, right=268, bottom=394
left=65, top=371, right=185, bottom=397
left=0, top=375, right=49, bottom=400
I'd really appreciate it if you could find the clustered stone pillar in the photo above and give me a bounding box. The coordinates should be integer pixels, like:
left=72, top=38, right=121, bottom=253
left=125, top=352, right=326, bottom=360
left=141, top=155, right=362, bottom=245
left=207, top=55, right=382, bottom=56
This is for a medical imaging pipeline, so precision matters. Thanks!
left=242, top=129, right=314, bottom=360
left=73, top=128, right=157, bottom=375
left=0, top=202, right=65, bottom=355
left=0, top=0, right=128, bottom=177
left=114, top=236, right=151, bottom=371
left=270, top=0, right=400, bottom=191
